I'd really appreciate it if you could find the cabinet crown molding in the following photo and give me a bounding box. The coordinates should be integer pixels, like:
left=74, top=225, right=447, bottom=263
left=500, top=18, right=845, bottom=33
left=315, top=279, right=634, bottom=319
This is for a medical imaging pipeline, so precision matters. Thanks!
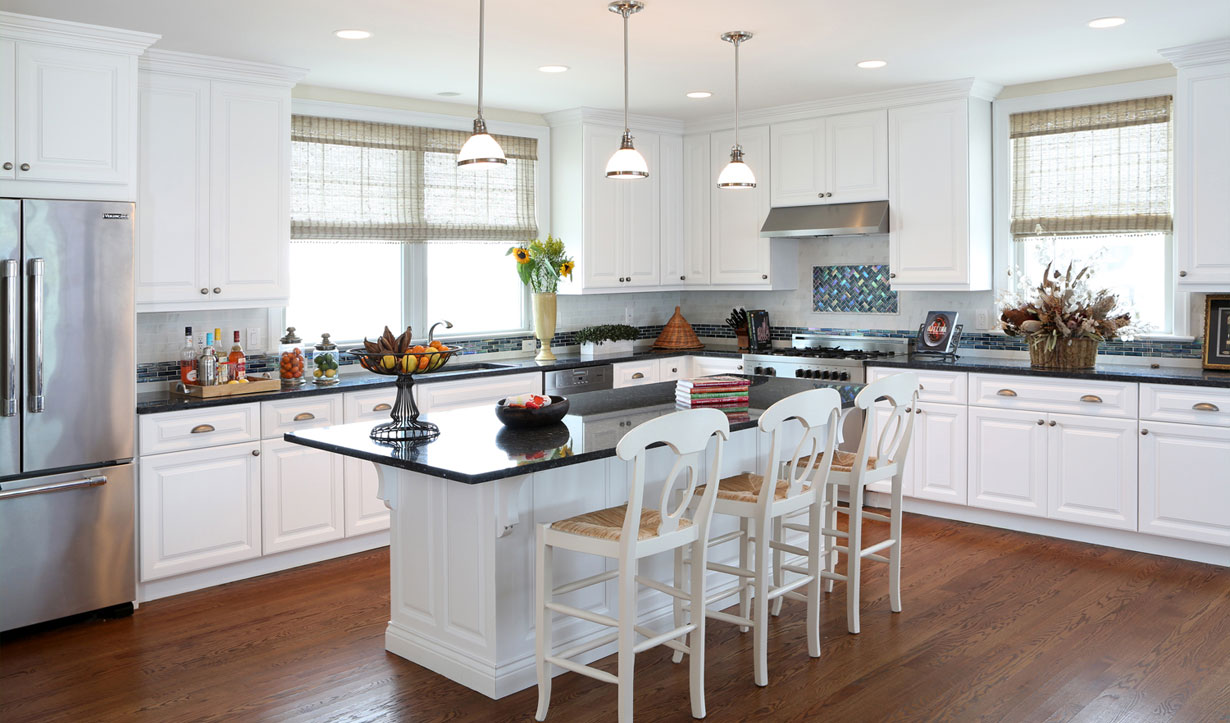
left=141, top=48, right=308, bottom=86
left=0, top=10, right=159, bottom=53
left=544, top=107, right=685, bottom=135
left=1159, top=38, right=1230, bottom=68
left=685, top=77, right=1002, bottom=134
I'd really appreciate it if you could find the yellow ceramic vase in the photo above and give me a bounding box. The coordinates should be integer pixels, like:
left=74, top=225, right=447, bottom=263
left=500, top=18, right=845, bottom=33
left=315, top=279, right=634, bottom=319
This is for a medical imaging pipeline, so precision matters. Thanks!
left=532, top=292, right=557, bottom=361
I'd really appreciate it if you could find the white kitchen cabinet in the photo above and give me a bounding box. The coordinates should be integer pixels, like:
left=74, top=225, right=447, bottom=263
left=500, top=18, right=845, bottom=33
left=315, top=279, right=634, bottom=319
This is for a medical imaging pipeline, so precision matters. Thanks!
left=869, top=403, right=915, bottom=497
left=138, top=441, right=262, bottom=581
left=416, top=372, right=542, bottom=414
left=887, top=95, right=992, bottom=290
left=1046, top=413, right=1138, bottom=531
left=260, top=438, right=346, bottom=554
left=912, top=402, right=968, bottom=504
left=342, top=388, right=396, bottom=536
left=0, top=14, right=157, bottom=200
left=968, top=406, right=1048, bottom=517
left=665, top=134, right=710, bottom=286
left=659, top=357, right=690, bottom=382
left=690, top=356, right=744, bottom=377
left=1139, top=420, right=1230, bottom=546
left=613, top=359, right=660, bottom=388
left=1163, top=41, right=1230, bottom=291
left=770, top=109, right=887, bottom=207
left=136, top=51, right=304, bottom=309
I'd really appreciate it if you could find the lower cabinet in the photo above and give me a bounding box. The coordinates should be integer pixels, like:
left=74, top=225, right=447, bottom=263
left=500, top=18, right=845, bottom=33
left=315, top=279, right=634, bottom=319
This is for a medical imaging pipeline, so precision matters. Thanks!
left=260, top=438, right=346, bottom=553
left=613, top=359, right=660, bottom=388
left=341, top=387, right=397, bottom=536
left=1046, top=413, right=1138, bottom=531
left=416, top=372, right=542, bottom=414
left=1138, top=420, right=1230, bottom=546
left=138, top=441, right=262, bottom=581
left=968, top=406, right=1048, bottom=517
left=690, top=356, right=744, bottom=377
left=868, top=400, right=966, bottom=503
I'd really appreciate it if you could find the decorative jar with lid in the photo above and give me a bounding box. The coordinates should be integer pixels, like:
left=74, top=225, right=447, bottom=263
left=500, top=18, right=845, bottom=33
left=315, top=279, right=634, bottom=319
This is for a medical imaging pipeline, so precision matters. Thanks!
left=313, top=333, right=341, bottom=385
left=278, top=327, right=307, bottom=387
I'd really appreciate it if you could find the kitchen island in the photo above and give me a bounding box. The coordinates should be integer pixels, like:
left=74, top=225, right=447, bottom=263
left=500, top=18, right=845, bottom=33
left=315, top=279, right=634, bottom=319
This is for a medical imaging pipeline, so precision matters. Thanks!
left=286, top=377, right=860, bottom=698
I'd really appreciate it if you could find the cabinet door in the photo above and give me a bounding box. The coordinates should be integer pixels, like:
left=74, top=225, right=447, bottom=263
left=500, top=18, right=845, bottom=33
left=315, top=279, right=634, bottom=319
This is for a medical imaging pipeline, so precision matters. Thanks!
left=770, top=118, right=826, bottom=207
left=659, top=357, right=690, bottom=382
left=342, top=388, right=396, bottom=536
left=659, top=133, right=686, bottom=286
left=888, top=99, right=970, bottom=287
left=1046, top=414, right=1137, bottom=531
left=710, top=126, right=771, bottom=285
left=0, top=39, right=14, bottom=180
left=1139, top=420, right=1230, bottom=546
left=138, top=442, right=261, bottom=581
left=416, top=372, right=542, bottom=414
left=1174, top=63, right=1230, bottom=289
left=913, top=402, right=967, bottom=504
left=137, top=72, right=211, bottom=305
left=968, top=406, right=1047, bottom=516
left=868, top=402, right=915, bottom=496
left=826, top=109, right=888, bottom=203
left=209, top=80, right=290, bottom=301
left=678, top=134, right=711, bottom=286
left=613, top=359, right=660, bottom=388
left=691, top=356, right=744, bottom=377
left=14, top=42, right=132, bottom=185
left=581, top=125, right=624, bottom=289
left=261, top=438, right=345, bottom=553
left=623, top=132, right=661, bottom=287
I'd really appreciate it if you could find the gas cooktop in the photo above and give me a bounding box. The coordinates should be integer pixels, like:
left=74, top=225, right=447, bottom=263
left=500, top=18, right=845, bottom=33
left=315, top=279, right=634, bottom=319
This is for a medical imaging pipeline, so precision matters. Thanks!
left=741, top=334, right=911, bottom=382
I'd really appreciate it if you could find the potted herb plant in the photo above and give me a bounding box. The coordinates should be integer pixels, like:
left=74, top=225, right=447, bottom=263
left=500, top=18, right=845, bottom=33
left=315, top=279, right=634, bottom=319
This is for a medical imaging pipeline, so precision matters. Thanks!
left=576, top=324, right=639, bottom=359
left=507, top=236, right=574, bottom=361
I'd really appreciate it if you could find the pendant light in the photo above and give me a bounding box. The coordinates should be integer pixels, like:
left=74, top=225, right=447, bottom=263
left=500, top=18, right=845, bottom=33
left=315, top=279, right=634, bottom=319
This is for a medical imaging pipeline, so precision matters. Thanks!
left=605, top=1, right=649, bottom=179
left=717, top=31, right=755, bottom=189
left=457, top=0, right=507, bottom=169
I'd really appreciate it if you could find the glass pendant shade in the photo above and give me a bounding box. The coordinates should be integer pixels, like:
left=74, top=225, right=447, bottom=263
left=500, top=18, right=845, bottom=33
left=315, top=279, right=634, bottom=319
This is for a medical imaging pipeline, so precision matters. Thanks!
left=717, top=148, right=756, bottom=188
left=606, top=132, right=649, bottom=178
left=457, top=119, right=507, bottom=169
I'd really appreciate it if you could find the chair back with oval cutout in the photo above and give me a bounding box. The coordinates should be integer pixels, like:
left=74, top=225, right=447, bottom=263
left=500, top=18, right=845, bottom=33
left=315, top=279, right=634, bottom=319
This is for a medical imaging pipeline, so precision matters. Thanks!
left=758, top=387, right=844, bottom=504
left=851, top=372, right=921, bottom=474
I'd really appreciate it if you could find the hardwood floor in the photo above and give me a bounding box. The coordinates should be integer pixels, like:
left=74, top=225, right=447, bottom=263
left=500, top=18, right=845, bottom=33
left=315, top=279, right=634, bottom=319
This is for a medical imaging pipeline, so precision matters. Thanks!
left=2, top=513, right=1227, bottom=722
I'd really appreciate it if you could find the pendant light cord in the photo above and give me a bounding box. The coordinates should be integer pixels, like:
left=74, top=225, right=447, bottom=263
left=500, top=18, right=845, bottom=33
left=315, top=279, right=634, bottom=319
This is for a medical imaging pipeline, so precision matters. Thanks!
left=733, top=36, right=740, bottom=150
left=477, top=0, right=486, bottom=122
left=622, top=8, right=630, bottom=134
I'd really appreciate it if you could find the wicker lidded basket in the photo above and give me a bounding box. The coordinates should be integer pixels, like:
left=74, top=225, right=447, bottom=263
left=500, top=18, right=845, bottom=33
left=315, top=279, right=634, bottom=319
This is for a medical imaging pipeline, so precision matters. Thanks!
left=653, top=306, right=705, bottom=351
left=1028, top=336, right=1098, bottom=369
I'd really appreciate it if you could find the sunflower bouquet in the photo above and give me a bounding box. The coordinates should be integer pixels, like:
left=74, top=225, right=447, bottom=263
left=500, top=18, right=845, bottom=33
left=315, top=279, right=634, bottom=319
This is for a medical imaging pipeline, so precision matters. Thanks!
left=507, top=235, right=574, bottom=293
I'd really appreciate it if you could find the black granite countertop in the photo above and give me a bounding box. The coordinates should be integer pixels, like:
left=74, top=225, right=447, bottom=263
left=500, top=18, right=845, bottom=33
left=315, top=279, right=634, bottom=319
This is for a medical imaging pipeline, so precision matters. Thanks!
left=135, top=347, right=744, bottom=414
left=865, top=356, right=1230, bottom=388
left=284, top=376, right=862, bottom=484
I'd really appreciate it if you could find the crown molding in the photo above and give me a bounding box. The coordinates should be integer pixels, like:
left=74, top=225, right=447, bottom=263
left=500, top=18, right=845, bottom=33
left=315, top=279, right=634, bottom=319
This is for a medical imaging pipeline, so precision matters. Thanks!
left=684, top=78, right=1002, bottom=134
left=0, top=10, right=159, bottom=53
left=1159, top=38, right=1230, bottom=69
left=142, top=49, right=308, bottom=86
left=543, top=107, right=686, bottom=135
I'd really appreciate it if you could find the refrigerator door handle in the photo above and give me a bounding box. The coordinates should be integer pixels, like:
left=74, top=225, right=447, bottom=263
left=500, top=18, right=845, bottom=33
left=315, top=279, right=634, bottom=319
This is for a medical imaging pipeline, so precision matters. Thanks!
left=1, top=259, right=15, bottom=417
left=0, top=475, right=107, bottom=500
left=28, top=258, right=44, bottom=413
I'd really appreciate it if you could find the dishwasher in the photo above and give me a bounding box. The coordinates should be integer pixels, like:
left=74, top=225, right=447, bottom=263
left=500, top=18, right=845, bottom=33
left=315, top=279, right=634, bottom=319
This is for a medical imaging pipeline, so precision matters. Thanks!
left=544, top=365, right=614, bottom=396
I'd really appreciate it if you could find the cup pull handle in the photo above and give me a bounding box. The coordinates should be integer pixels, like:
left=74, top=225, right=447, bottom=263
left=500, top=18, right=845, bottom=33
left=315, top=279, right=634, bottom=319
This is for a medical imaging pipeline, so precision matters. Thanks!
left=293, top=412, right=316, bottom=422
left=191, top=424, right=215, bottom=434
left=373, top=403, right=392, bottom=412
left=1192, top=402, right=1220, bottom=412
left=631, top=372, right=645, bottom=379
left=996, top=389, right=1017, bottom=397
left=1080, top=394, right=1103, bottom=404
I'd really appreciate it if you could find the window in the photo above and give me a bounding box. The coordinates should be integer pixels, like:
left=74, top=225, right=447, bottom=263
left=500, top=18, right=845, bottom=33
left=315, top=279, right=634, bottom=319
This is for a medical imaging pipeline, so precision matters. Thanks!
left=286, top=114, right=540, bottom=341
left=1007, top=94, right=1175, bottom=333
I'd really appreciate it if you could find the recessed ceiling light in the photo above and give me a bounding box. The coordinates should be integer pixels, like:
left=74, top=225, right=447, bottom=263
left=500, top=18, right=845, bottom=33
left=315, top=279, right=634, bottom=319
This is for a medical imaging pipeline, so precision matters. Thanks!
left=437, top=91, right=461, bottom=97
left=857, top=59, right=888, bottom=69
left=334, top=29, right=372, bottom=40
left=538, top=65, right=569, bottom=73
left=686, top=91, right=713, bottom=99
left=1087, top=17, right=1126, bottom=28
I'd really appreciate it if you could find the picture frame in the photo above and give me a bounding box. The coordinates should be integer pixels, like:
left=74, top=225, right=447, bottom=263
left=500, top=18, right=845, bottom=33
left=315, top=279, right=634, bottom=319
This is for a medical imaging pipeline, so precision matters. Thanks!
left=913, top=311, right=962, bottom=358
left=1202, top=294, right=1230, bottom=370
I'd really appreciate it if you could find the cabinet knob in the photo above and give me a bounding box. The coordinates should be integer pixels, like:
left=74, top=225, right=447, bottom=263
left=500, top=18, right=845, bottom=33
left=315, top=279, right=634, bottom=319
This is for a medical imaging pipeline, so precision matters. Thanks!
left=680, top=275, right=686, bottom=280
left=889, top=272, right=897, bottom=279
left=1048, top=420, right=1057, bottom=427
left=1, top=162, right=11, bottom=171
left=761, top=274, right=768, bottom=280
left=737, top=365, right=743, bottom=370
left=252, top=449, right=261, bottom=456
left=915, top=408, right=922, bottom=414
left=19, top=163, right=30, bottom=172
left=1141, top=429, right=1149, bottom=435
left=671, top=367, right=678, bottom=373
left=826, top=192, right=833, bottom=197
left=1179, top=270, right=1187, bottom=277
left=200, top=288, right=209, bottom=295
left=213, top=287, right=221, bottom=294
left=1036, top=419, right=1044, bottom=425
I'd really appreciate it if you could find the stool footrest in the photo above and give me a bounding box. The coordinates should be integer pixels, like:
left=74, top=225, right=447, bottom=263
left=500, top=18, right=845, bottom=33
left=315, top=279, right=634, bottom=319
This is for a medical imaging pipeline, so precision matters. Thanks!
left=820, top=570, right=848, bottom=582
left=706, top=529, right=746, bottom=547
left=554, top=631, right=618, bottom=662
left=707, top=561, right=755, bottom=578
left=768, top=540, right=808, bottom=557
left=783, top=590, right=808, bottom=603
left=865, top=552, right=890, bottom=563
left=859, top=538, right=897, bottom=557
left=634, top=624, right=696, bottom=654
left=635, top=575, right=692, bottom=601
left=767, top=574, right=813, bottom=600
left=706, top=608, right=754, bottom=628
left=545, top=655, right=618, bottom=685
left=782, top=563, right=810, bottom=576
left=553, top=569, right=619, bottom=596
left=862, top=511, right=892, bottom=523
left=546, top=602, right=618, bottom=629
left=782, top=522, right=810, bottom=533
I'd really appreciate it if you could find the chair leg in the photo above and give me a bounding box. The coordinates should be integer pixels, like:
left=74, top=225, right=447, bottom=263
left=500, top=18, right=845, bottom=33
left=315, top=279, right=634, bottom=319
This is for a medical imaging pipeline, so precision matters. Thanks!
left=617, top=556, right=638, bottom=723
left=889, top=479, right=904, bottom=614
left=846, top=483, right=864, bottom=635
left=752, top=517, right=771, bottom=687
left=823, top=483, right=839, bottom=594
left=737, top=517, right=750, bottom=633
left=806, top=501, right=822, bottom=658
left=771, top=517, right=784, bottom=617
left=688, top=539, right=707, bottom=719
left=535, top=527, right=553, bottom=722
left=672, top=546, right=686, bottom=664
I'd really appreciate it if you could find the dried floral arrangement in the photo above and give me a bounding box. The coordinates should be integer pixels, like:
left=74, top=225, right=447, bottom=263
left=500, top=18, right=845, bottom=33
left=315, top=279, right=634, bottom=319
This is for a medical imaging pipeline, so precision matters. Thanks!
left=998, top=262, right=1145, bottom=352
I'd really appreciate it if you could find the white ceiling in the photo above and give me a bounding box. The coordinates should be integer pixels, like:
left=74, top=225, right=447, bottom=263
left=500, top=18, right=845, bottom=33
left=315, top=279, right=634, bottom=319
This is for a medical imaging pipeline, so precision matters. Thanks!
left=8, top=0, right=1229, bottom=119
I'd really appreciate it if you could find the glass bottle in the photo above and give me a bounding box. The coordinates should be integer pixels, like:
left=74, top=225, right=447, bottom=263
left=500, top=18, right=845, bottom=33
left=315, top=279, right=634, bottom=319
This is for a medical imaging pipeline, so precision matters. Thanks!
left=228, top=330, right=247, bottom=382
left=214, top=327, right=226, bottom=358
left=179, top=326, right=197, bottom=385
left=278, top=327, right=305, bottom=387
left=312, top=332, right=340, bottom=385
left=198, top=332, right=218, bottom=386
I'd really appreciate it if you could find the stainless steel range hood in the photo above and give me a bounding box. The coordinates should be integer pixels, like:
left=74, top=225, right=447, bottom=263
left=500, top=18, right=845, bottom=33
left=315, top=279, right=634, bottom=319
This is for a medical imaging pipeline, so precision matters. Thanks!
left=759, top=200, right=889, bottom=238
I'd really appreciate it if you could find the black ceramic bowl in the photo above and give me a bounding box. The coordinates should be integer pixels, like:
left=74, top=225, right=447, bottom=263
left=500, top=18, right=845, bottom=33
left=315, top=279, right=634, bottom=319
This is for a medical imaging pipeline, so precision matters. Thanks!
left=495, top=395, right=570, bottom=428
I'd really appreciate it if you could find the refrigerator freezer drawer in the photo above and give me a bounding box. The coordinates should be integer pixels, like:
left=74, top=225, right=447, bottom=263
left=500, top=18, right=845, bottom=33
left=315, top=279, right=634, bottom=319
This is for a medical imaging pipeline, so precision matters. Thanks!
left=0, top=463, right=135, bottom=631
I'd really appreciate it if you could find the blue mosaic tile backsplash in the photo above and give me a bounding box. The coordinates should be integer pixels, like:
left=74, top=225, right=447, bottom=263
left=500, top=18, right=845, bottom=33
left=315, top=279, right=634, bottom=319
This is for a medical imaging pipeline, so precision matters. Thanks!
left=813, top=265, right=898, bottom=314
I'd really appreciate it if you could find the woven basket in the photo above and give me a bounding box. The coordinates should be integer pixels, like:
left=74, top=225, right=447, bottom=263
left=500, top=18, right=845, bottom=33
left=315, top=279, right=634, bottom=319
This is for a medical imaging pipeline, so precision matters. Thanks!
left=1028, top=336, right=1098, bottom=369
left=653, top=306, right=704, bottom=351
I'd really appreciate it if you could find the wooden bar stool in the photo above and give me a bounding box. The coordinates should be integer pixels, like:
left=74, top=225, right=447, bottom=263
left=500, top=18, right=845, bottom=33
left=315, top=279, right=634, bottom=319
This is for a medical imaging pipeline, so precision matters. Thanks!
left=679, top=388, right=843, bottom=687
left=791, top=372, right=919, bottom=634
left=534, top=408, right=730, bottom=723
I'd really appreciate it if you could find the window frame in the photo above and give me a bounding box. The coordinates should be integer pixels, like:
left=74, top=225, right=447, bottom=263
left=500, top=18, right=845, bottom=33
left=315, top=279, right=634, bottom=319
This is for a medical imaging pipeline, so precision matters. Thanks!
left=992, top=77, right=1191, bottom=339
left=286, top=99, right=551, bottom=342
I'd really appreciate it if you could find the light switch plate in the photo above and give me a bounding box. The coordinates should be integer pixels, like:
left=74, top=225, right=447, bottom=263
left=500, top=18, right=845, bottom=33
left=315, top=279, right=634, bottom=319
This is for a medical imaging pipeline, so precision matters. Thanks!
left=247, top=327, right=264, bottom=352
left=522, top=339, right=535, bottom=352
left=975, top=310, right=990, bottom=330
left=624, top=306, right=634, bottom=325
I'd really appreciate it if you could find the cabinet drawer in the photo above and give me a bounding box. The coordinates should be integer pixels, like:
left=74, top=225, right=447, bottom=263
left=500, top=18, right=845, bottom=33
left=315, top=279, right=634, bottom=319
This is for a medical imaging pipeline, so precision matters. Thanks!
left=1140, top=384, right=1230, bottom=428
left=658, top=357, right=690, bottom=382
left=614, top=360, right=660, bottom=388
left=343, top=387, right=398, bottom=423
left=968, top=374, right=1136, bottom=418
left=867, top=367, right=966, bottom=404
left=261, top=396, right=344, bottom=437
left=139, top=403, right=260, bottom=455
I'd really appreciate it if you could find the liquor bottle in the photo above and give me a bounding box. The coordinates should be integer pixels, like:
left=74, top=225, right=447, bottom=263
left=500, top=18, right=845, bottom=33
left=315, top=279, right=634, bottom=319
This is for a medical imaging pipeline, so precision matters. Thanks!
left=198, top=332, right=219, bottom=386
left=214, top=327, right=226, bottom=357
left=179, top=326, right=198, bottom=385
left=229, top=330, right=247, bottom=381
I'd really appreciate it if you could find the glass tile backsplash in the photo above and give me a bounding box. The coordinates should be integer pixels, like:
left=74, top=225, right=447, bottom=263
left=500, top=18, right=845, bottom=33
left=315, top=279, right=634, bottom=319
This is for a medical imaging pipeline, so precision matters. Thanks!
left=813, top=265, right=898, bottom=314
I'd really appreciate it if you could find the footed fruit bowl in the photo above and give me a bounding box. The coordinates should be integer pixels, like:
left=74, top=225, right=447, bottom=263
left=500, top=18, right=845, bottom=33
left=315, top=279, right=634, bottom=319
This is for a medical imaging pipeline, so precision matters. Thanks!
left=346, top=332, right=464, bottom=443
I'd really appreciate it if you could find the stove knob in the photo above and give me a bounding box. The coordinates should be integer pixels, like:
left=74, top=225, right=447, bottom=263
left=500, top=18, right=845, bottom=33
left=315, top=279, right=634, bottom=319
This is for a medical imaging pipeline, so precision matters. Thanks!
left=767, top=367, right=776, bottom=376
left=820, top=370, right=831, bottom=380
left=839, top=371, right=850, bottom=381
left=753, top=366, right=764, bottom=375
left=795, top=369, right=804, bottom=378
left=808, top=370, right=818, bottom=379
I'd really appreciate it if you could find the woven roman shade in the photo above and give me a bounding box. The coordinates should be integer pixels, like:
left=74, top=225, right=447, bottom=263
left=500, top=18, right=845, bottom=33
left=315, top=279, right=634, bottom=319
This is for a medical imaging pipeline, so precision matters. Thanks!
left=290, top=115, right=538, bottom=243
left=1009, top=95, right=1173, bottom=236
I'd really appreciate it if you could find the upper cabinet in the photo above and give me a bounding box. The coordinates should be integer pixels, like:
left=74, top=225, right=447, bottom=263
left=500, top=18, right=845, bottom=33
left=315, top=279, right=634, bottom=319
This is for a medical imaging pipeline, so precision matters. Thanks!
left=770, top=109, right=887, bottom=207
left=136, top=51, right=305, bottom=310
left=0, top=12, right=158, bottom=201
left=1162, top=40, right=1230, bottom=291
left=888, top=93, right=993, bottom=290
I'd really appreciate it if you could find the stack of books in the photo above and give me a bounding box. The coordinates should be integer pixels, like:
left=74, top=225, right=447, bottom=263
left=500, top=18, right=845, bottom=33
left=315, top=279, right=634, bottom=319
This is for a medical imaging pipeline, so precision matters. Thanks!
left=675, top=375, right=751, bottom=417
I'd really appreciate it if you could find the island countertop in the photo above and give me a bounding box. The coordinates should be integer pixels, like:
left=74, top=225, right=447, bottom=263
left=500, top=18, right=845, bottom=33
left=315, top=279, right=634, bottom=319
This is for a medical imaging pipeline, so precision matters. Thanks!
left=284, top=376, right=862, bottom=484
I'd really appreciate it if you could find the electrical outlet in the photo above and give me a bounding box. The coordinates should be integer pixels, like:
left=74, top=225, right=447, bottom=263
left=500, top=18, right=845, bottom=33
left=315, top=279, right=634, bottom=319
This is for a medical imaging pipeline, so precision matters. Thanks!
left=975, top=310, right=990, bottom=330
left=247, top=327, right=263, bottom=352
left=521, top=339, right=536, bottom=352
left=624, top=305, right=634, bottom=325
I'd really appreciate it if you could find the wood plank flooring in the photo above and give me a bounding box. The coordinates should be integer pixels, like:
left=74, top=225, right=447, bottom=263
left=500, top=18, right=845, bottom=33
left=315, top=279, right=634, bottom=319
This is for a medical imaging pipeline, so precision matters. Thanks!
left=2, top=513, right=1227, bottom=722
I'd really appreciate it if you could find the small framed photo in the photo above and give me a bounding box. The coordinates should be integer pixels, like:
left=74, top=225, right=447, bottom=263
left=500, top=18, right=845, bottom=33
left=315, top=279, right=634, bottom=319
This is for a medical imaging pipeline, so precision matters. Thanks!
left=914, top=311, right=962, bottom=356
left=1202, top=294, right=1230, bottom=370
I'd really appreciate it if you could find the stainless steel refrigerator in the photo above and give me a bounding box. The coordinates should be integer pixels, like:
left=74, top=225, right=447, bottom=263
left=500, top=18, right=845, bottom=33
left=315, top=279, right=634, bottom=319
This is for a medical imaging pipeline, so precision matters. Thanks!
left=1, top=198, right=136, bottom=631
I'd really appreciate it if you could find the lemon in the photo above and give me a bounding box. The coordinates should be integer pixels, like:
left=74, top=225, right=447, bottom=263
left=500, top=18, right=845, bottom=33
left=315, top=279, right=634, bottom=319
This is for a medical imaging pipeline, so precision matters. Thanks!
left=324, top=369, right=336, bottom=378
left=382, top=355, right=396, bottom=370
left=313, top=369, right=323, bottom=378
